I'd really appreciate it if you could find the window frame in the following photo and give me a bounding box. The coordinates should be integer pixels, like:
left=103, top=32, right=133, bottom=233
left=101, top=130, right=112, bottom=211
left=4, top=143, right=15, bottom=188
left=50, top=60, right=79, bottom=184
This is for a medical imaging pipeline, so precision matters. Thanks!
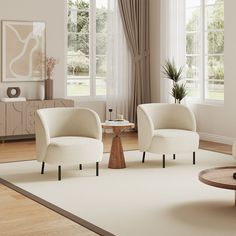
left=66, top=0, right=107, bottom=101
left=185, top=0, right=224, bottom=105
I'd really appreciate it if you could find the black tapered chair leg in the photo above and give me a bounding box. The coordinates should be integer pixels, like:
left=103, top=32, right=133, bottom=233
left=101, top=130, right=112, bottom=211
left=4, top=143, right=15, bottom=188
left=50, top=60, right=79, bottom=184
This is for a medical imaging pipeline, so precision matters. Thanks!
left=41, top=162, right=45, bottom=174
left=58, top=166, right=61, bottom=181
left=79, top=164, right=82, bottom=170
left=142, top=152, right=146, bottom=163
left=96, top=162, right=99, bottom=176
left=173, top=154, right=176, bottom=160
left=163, top=154, right=165, bottom=168
left=193, top=152, right=196, bottom=165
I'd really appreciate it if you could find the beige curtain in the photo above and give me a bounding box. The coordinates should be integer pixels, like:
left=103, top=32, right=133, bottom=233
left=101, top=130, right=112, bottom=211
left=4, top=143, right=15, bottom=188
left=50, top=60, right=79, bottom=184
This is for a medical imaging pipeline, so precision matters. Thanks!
left=118, top=0, right=151, bottom=124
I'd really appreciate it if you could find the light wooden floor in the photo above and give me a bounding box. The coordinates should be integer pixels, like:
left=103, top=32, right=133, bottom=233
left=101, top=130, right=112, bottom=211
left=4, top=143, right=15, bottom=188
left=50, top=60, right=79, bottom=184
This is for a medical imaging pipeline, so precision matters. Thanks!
left=0, top=132, right=232, bottom=236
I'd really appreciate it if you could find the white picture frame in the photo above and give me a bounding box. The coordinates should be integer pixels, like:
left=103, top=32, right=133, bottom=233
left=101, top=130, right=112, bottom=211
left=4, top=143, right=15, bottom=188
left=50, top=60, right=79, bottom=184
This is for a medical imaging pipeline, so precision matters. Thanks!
left=2, top=20, right=46, bottom=82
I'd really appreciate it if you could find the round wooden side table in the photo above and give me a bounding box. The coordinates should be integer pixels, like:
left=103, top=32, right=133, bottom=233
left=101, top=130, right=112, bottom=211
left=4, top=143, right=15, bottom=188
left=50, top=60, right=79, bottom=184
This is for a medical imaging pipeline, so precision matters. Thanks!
left=199, top=166, right=236, bottom=206
left=102, top=122, right=135, bottom=169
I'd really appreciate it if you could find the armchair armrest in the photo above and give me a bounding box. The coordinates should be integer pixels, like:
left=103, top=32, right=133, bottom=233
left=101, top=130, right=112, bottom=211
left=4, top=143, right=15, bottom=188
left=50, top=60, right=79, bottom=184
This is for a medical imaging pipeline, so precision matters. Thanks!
left=78, top=108, right=102, bottom=140
left=137, top=105, right=154, bottom=151
left=35, top=111, right=50, bottom=162
left=172, top=105, right=197, bottom=131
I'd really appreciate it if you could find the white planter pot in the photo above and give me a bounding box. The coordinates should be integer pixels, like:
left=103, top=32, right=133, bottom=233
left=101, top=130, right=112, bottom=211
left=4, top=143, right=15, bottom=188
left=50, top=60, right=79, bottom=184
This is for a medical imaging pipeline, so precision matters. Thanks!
left=39, top=84, right=45, bottom=100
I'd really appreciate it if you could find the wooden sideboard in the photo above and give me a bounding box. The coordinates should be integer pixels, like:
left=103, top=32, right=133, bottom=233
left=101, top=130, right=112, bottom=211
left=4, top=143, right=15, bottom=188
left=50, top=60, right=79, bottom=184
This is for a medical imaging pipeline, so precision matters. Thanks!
left=0, top=99, right=74, bottom=140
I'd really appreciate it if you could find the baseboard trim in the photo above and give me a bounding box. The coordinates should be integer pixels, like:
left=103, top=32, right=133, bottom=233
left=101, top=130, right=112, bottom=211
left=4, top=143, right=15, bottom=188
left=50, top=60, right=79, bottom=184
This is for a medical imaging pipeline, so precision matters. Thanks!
left=199, top=132, right=235, bottom=145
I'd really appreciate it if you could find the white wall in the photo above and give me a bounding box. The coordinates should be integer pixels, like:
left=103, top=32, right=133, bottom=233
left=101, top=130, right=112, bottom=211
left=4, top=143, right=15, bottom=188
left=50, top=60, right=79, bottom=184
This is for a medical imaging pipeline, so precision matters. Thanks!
left=190, top=0, right=236, bottom=144
left=150, top=0, right=236, bottom=144
left=0, top=0, right=67, bottom=99
left=0, top=0, right=107, bottom=121
left=74, top=100, right=106, bottom=122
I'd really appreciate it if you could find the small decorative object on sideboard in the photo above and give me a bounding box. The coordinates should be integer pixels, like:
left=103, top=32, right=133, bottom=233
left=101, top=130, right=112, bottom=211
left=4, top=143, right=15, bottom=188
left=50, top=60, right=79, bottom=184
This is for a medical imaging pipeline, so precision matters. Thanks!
left=45, top=56, right=59, bottom=100
left=7, top=87, right=21, bottom=98
left=39, top=84, right=45, bottom=100
left=233, top=172, right=236, bottom=180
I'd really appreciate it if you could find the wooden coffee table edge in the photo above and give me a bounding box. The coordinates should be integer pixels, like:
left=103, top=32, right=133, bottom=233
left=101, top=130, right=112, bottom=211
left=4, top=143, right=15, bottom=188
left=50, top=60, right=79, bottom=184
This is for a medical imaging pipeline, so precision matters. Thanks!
left=199, top=166, right=236, bottom=191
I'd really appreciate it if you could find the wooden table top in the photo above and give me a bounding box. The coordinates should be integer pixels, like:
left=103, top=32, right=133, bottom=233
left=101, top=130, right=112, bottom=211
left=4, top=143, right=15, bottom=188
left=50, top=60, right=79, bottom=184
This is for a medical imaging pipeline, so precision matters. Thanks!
left=199, top=166, right=236, bottom=190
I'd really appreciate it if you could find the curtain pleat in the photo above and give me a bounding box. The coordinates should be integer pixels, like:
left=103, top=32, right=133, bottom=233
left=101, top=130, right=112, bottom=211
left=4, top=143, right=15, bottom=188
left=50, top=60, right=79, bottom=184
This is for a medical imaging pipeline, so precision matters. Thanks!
left=106, top=0, right=132, bottom=122
left=118, top=0, right=151, bottom=124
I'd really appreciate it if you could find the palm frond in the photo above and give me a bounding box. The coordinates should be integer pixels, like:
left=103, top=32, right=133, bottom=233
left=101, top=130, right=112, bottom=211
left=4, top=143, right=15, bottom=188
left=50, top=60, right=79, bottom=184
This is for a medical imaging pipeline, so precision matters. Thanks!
left=171, top=83, right=188, bottom=103
left=162, top=59, right=184, bottom=83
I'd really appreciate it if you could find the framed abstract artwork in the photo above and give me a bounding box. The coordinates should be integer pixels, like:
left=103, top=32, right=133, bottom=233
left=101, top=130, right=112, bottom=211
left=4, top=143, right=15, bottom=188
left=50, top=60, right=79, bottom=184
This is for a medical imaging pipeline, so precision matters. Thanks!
left=2, top=20, right=46, bottom=82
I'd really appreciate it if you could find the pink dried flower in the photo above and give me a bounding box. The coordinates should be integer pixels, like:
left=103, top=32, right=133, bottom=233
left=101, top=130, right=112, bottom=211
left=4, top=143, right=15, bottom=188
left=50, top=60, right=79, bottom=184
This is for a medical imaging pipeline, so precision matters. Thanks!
left=37, top=53, right=59, bottom=79
left=46, top=56, right=59, bottom=79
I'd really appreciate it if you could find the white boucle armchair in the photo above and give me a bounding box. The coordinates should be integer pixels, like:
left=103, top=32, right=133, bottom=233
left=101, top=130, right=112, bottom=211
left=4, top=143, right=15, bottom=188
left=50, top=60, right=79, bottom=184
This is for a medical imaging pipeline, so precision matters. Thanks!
left=35, top=107, right=103, bottom=180
left=137, top=103, right=199, bottom=168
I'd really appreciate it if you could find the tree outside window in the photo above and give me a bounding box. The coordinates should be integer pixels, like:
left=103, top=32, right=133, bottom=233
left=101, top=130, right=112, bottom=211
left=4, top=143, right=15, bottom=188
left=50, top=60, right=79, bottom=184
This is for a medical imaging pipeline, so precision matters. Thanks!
left=186, top=0, right=224, bottom=101
left=67, top=0, right=108, bottom=97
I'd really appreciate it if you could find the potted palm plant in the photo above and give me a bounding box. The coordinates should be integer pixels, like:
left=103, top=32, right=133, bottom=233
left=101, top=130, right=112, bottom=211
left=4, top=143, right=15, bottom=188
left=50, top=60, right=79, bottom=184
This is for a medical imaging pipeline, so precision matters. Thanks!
left=171, top=83, right=188, bottom=104
left=162, top=59, right=187, bottom=103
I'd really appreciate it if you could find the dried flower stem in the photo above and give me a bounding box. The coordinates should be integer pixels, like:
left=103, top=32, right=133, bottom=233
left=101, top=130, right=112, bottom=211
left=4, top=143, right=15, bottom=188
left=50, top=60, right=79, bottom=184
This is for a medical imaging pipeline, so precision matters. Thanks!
left=46, top=56, right=59, bottom=79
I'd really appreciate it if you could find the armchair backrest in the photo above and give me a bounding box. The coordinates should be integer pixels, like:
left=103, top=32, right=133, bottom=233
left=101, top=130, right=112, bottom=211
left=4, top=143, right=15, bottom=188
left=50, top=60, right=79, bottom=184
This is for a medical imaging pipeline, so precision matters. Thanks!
left=137, top=103, right=196, bottom=151
left=36, top=107, right=102, bottom=140
left=138, top=103, right=196, bottom=131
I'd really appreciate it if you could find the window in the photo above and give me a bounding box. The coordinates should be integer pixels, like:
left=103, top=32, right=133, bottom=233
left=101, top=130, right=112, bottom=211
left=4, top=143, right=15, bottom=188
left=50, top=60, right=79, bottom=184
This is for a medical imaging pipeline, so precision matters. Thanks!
left=67, top=0, right=108, bottom=98
left=186, top=0, right=224, bottom=101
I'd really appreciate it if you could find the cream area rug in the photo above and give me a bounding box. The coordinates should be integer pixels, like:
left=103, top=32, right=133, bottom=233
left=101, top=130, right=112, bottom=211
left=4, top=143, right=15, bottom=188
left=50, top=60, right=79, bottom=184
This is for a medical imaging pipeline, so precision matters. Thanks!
left=1, top=150, right=236, bottom=236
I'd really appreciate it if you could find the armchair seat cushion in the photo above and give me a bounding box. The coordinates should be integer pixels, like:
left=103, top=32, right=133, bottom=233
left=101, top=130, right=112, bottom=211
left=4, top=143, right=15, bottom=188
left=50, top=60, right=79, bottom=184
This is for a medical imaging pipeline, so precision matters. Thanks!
left=45, top=136, right=103, bottom=165
left=148, top=129, right=199, bottom=154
